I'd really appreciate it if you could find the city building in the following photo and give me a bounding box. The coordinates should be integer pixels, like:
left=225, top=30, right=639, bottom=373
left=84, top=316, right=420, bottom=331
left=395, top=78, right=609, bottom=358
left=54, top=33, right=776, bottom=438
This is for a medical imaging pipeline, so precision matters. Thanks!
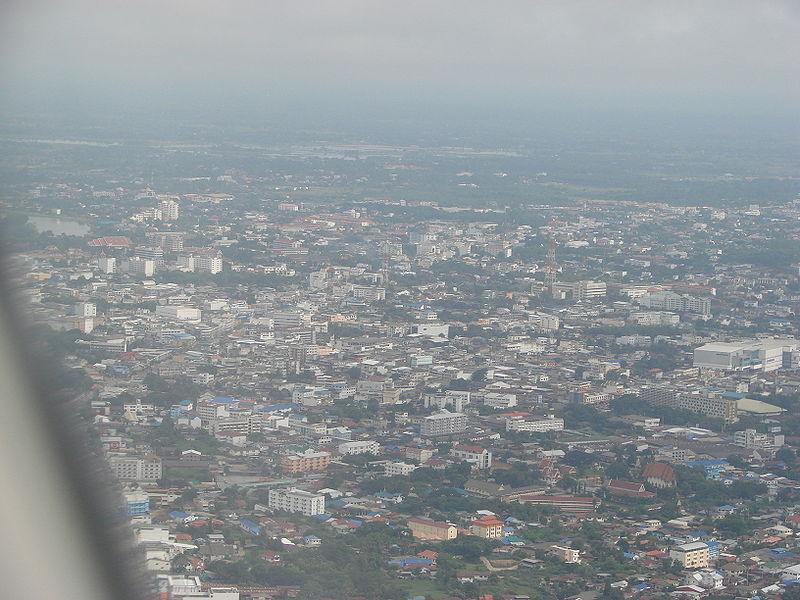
left=337, top=440, right=380, bottom=455
left=385, top=462, right=417, bottom=477
left=693, top=338, right=800, bottom=372
left=670, top=542, right=710, bottom=569
left=407, top=517, right=458, bottom=541
left=280, top=450, right=331, bottom=474
left=733, top=428, right=784, bottom=450
left=108, top=455, right=163, bottom=482
left=505, top=415, right=564, bottom=433
left=640, top=386, right=738, bottom=423
left=469, top=516, right=504, bottom=539
left=420, top=410, right=468, bottom=436
left=267, top=488, right=326, bottom=516
left=450, top=444, right=492, bottom=469
left=550, top=546, right=581, bottom=564
left=124, top=489, right=150, bottom=517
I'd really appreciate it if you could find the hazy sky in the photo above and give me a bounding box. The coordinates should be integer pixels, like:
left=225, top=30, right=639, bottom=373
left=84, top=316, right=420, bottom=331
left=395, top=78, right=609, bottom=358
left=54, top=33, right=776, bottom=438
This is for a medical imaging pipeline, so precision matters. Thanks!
left=1, top=1, right=798, bottom=116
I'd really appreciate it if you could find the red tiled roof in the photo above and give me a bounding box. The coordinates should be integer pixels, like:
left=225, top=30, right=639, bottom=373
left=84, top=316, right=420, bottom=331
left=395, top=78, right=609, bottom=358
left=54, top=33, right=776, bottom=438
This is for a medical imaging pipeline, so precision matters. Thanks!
left=643, top=462, right=677, bottom=482
left=608, top=480, right=645, bottom=492
left=453, top=444, right=486, bottom=454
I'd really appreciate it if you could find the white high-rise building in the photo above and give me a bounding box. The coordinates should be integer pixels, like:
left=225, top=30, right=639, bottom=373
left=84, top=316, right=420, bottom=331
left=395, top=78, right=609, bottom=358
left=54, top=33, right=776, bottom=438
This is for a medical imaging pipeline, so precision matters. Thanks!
left=420, top=410, right=468, bottom=436
left=196, top=254, right=223, bottom=274
left=74, top=302, right=97, bottom=317
left=159, top=198, right=180, bottom=221
left=126, top=257, right=155, bottom=277
left=97, top=256, right=116, bottom=274
left=267, top=488, right=325, bottom=516
left=177, top=255, right=196, bottom=272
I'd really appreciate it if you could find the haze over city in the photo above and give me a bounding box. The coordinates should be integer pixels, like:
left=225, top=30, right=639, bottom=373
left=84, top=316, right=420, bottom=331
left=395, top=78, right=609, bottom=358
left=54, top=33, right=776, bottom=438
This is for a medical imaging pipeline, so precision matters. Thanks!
left=1, top=3, right=800, bottom=600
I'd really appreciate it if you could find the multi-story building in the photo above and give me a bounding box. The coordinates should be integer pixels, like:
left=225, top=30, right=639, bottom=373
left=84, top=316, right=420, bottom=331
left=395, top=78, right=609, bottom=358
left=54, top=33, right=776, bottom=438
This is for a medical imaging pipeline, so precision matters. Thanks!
left=670, top=542, right=710, bottom=569
left=640, top=386, right=738, bottom=423
left=527, top=311, right=560, bottom=332
left=195, top=253, right=223, bottom=274
left=337, top=440, right=380, bottom=456
left=638, top=291, right=711, bottom=317
left=407, top=517, right=458, bottom=541
left=123, top=489, right=150, bottom=517
left=125, top=257, right=155, bottom=277
left=450, top=444, right=492, bottom=469
left=267, top=488, right=326, bottom=516
left=74, top=302, right=97, bottom=317
left=470, top=516, right=504, bottom=539
left=385, top=462, right=417, bottom=477
left=423, top=390, right=470, bottom=412
left=513, top=494, right=597, bottom=514
left=693, top=338, right=800, bottom=372
left=97, top=256, right=116, bottom=274
left=108, top=455, right=163, bottom=482
left=280, top=450, right=331, bottom=474
left=155, top=305, right=202, bottom=323
left=480, top=392, right=518, bottom=410
left=352, top=285, right=386, bottom=302
left=733, top=428, right=784, bottom=450
left=420, top=410, right=468, bottom=436
left=505, top=415, right=564, bottom=433
left=552, top=280, right=607, bottom=301
left=550, top=545, right=581, bottom=563
left=411, top=323, right=450, bottom=338
left=159, top=198, right=180, bottom=221
left=629, top=311, right=680, bottom=326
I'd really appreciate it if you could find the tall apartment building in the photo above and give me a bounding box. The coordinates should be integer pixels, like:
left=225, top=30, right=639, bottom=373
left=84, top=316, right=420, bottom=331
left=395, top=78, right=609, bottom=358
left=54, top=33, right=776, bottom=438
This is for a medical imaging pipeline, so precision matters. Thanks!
left=527, top=311, right=560, bottom=332
left=97, top=256, right=116, bottom=274
left=74, top=302, right=97, bottom=317
left=108, top=455, right=163, bottom=482
left=125, top=257, right=155, bottom=277
left=640, top=386, right=738, bottom=423
left=552, top=280, right=607, bottom=301
left=267, top=488, right=325, bottom=516
left=280, top=450, right=331, bottom=473
left=352, top=285, right=386, bottom=302
left=639, top=291, right=711, bottom=317
left=150, top=232, right=184, bottom=253
left=420, top=410, right=468, bottom=436
left=196, top=253, right=223, bottom=274
left=159, top=198, right=180, bottom=221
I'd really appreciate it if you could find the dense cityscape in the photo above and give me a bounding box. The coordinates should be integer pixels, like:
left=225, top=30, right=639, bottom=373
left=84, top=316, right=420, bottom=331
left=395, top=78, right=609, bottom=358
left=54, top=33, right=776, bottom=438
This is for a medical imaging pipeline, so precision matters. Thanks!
left=1, top=121, right=800, bottom=600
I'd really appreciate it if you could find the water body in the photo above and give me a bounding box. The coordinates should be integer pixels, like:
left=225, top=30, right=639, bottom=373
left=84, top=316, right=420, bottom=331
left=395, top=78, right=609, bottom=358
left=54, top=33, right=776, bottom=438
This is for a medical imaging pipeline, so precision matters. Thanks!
left=27, top=215, right=90, bottom=236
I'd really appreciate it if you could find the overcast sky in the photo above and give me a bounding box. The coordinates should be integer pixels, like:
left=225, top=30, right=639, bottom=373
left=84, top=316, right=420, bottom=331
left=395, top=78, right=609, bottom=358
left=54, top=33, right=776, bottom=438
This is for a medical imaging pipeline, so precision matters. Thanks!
left=1, top=1, right=798, bottom=116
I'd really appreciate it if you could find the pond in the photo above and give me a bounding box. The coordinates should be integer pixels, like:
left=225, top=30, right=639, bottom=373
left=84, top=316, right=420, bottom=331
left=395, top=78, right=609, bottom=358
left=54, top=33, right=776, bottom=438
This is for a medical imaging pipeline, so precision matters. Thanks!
left=27, top=215, right=90, bottom=236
